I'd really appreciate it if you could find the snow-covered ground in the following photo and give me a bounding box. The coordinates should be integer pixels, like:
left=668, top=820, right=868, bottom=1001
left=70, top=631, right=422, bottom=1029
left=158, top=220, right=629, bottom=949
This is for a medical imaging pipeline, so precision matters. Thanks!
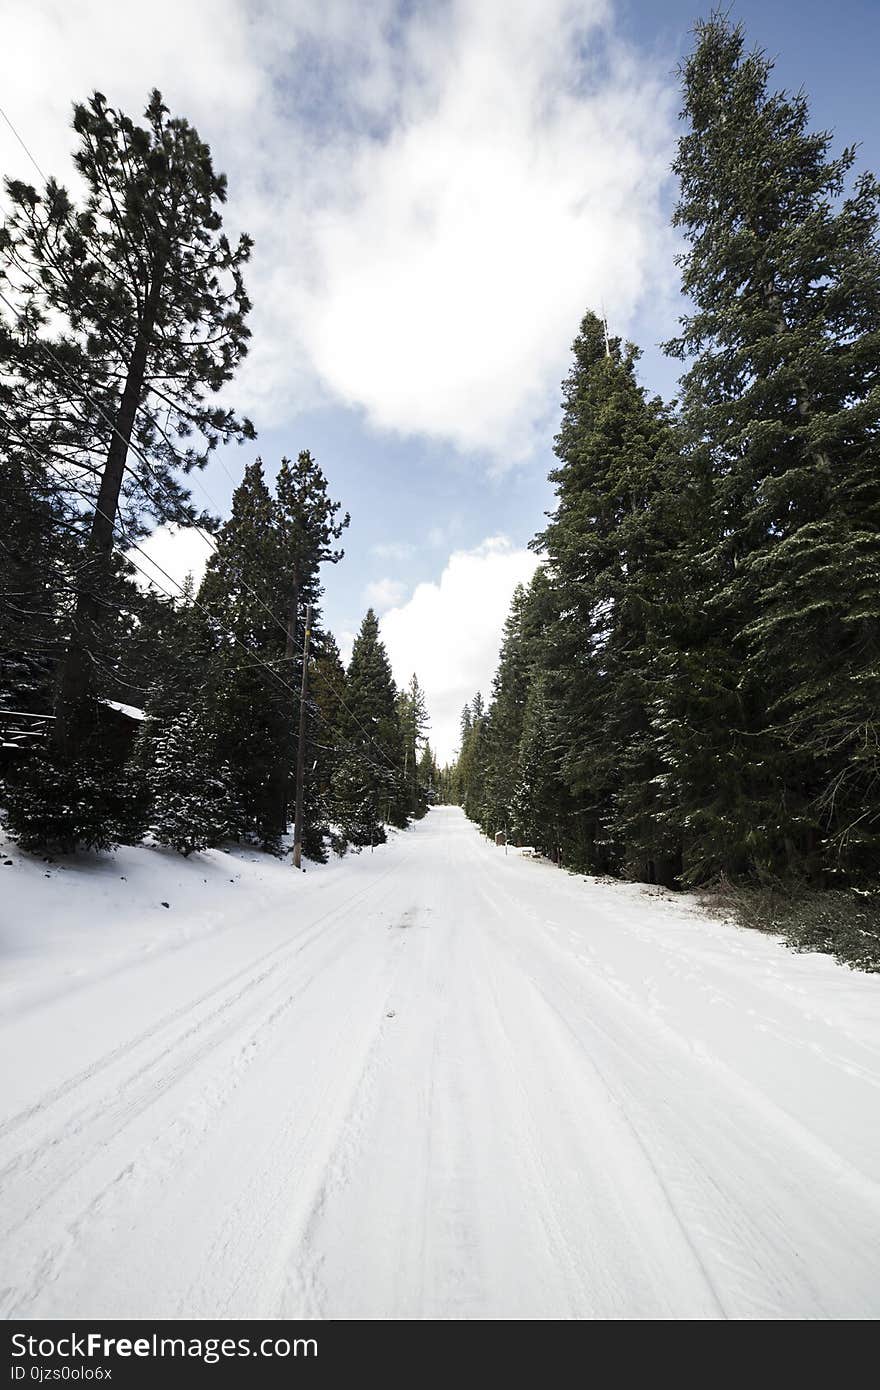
left=2, top=806, right=879, bottom=1319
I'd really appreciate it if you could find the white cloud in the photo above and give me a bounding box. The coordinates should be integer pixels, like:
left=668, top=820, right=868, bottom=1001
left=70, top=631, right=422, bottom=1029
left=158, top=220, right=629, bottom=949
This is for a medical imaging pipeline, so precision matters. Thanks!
left=380, top=537, right=539, bottom=762
left=363, top=576, right=408, bottom=613
left=301, top=2, right=676, bottom=460
left=128, top=524, right=212, bottom=598
left=1, top=0, right=678, bottom=466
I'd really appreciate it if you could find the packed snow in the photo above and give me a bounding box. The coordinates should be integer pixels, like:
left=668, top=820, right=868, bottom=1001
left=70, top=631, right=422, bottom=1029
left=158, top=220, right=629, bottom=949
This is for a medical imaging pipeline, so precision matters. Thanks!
left=1, top=806, right=879, bottom=1319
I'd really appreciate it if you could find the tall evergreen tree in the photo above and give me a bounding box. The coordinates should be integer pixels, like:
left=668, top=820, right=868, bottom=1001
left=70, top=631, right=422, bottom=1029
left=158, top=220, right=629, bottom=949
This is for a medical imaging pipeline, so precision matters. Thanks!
left=456, top=692, right=489, bottom=823
left=275, top=451, right=349, bottom=646
left=535, top=312, right=686, bottom=880
left=274, top=451, right=348, bottom=833
left=193, top=452, right=349, bottom=853
left=478, top=576, right=556, bottom=843
left=397, top=673, right=430, bottom=818
left=417, top=741, right=438, bottom=806
left=339, top=609, right=406, bottom=834
left=305, top=633, right=349, bottom=859
left=198, top=460, right=288, bottom=849
left=142, top=707, right=237, bottom=856
left=0, top=89, right=252, bottom=850
left=118, top=577, right=210, bottom=722
left=510, top=676, right=567, bottom=857
left=1, top=89, right=252, bottom=756
left=667, top=14, right=880, bottom=880
left=0, top=457, right=73, bottom=723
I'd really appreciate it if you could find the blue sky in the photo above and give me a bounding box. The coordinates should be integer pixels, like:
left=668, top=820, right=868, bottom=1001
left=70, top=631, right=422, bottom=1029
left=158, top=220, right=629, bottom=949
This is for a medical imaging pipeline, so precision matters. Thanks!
left=3, top=1, right=878, bottom=756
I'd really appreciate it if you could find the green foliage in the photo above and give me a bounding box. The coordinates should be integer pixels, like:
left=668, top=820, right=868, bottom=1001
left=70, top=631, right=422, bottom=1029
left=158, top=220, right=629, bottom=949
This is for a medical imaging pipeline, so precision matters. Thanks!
left=666, top=13, right=880, bottom=882
left=703, top=882, right=880, bottom=974
left=4, top=739, right=147, bottom=853
left=535, top=315, right=687, bottom=880
left=416, top=741, right=438, bottom=810
left=1, top=85, right=254, bottom=765
left=197, top=459, right=288, bottom=850
left=0, top=457, right=74, bottom=717
left=142, top=708, right=237, bottom=856
left=274, top=451, right=349, bottom=619
left=397, top=673, right=431, bottom=818
left=193, top=453, right=349, bottom=854
left=455, top=692, right=488, bottom=824
left=121, top=577, right=211, bottom=724
left=336, top=609, right=406, bottom=832
left=510, top=676, right=568, bottom=856
left=1, top=88, right=253, bottom=510
left=448, top=12, right=880, bottom=958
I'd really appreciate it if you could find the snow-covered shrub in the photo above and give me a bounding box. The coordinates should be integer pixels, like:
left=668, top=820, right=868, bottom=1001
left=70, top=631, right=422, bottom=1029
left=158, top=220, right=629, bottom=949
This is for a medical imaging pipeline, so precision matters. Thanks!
left=144, top=709, right=238, bottom=856
left=3, top=744, right=148, bottom=853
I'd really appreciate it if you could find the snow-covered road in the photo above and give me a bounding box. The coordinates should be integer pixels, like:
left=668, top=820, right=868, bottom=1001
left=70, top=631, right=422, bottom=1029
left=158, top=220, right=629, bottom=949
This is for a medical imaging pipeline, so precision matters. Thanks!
left=2, top=806, right=880, bottom=1319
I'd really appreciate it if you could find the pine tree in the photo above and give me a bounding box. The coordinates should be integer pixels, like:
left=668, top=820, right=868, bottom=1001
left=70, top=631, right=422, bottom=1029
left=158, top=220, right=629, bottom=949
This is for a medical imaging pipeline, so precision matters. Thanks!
left=274, top=451, right=348, bottom=836
left=397, top=673, right=430, bottom=818
left=0, top=457, right=73, bottom=724
left=304, top=633, right=348, bottom=860
left=459, top=704, right=473, bottom=743
left=417, top=741, right=438, bottom=807
left=1, top=90, right=253, bottom=758
left=198, top=460, right=288, bottom=849
left=118, top=577, right=210, bottom=723
left=667, top=14, right=880, bottom=881
left=339, top=609, right=405, bottom=833
left=535, top=312, right=686, bottom=879
left=478, top=578, right=551, bottom=841
left=456, top=692, right=489, bottom=823
left=510, top=676, right=567, bottom=857
left=1, top=459, right=150, bottom=852
left=3, top=743, right=147, bottom=853
left=0, top=91, right=252, bottom=853
left=275, top=451, right=349, bottom=638
left=143, top=707, right=237, bottom=856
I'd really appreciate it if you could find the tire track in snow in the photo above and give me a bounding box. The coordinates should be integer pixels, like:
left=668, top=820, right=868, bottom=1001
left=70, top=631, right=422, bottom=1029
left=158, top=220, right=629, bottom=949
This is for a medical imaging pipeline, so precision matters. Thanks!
left=474, top=849, right=880, bottom=1318
left=4, top=809, right=879, bottom=1319
left=192, top=901, right=418, bottom=1318
left=0, top=860, right=406, bottom=1296
left=0, top=858, right=402, bottom=1146
left=471, top=884, right=727, bottom=1319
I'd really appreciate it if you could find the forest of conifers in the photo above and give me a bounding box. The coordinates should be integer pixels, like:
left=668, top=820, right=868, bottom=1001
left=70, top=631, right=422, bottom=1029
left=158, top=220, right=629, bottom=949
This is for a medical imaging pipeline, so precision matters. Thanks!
left=450, top=16, right=880, bottom=914
left=2, top=13, right=879, bottom=946
left=0, top=93, right=437, bottom=859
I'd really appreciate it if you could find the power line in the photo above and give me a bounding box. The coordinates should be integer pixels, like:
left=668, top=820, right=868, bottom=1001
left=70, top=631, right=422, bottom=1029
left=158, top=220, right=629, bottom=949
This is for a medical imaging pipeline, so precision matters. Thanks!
left=0, top=103, right=47, bottom=182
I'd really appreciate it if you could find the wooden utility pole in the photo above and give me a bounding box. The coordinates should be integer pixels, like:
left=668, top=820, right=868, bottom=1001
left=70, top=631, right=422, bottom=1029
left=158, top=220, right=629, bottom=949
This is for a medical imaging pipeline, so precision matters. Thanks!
left=292, top=602, right=312, bottom=870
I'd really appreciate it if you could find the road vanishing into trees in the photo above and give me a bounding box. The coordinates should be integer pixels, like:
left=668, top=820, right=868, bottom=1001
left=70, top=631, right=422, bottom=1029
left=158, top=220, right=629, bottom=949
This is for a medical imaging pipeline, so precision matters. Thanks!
left=2, top=806, right=880, bottom=1319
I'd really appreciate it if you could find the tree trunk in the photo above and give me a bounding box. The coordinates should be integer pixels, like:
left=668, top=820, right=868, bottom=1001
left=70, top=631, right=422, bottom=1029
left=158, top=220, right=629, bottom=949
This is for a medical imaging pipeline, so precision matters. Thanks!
left=53, top=266, right=165, bottom=755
